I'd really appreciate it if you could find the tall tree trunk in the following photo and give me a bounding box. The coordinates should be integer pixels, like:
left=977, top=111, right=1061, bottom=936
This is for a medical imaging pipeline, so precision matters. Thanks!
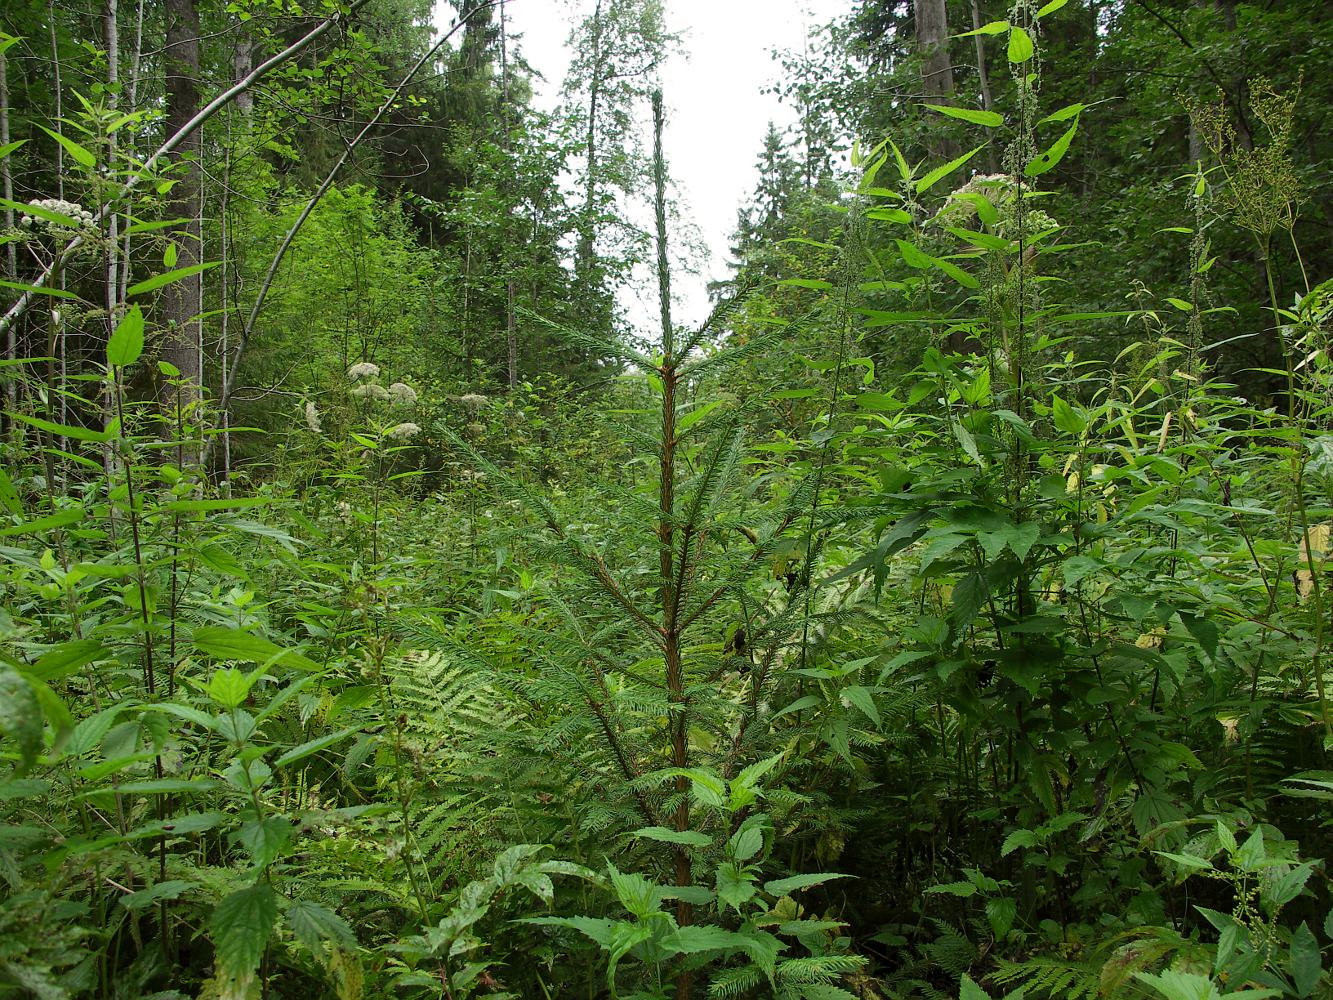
left=119, top=0, right=145, bottom=303
left=576, top=0, right=604, bottom=290
left=917, top=0, right=957, bottom=158
left=970, top=0, right=998, bottom=171
left=162, top=0, right=203, bottom=425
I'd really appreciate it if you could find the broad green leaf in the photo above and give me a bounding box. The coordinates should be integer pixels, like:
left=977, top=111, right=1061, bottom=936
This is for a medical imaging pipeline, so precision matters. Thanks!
left=924, top=104, right=1004, bottom=128
left=1001, top=829, right=1038, bottom=856
left=38, top=125, right=95, bottom=168
left=8, top=412, right=111, bottom=443
left=1037, top=0, right=1071, bottom=14
left=840, top=685, right=881, bottom=727
left=961, top=973, right=994, bottom=1000
left=0, top=663, right=42, bottom=773
left=677, top=399, right=723, bottom=434
left=205, top=666, right=260, bottom=710
left=887, top=137, right=911, bottom=183
left=0, top=508, right=85, bottom=538
left=1026, top=120, right=1079, bottom=176
left=107, top=305, right=145, bottom=367
left=915, top=144, right=986, bottom=194
left=29, top=639, right=109, bottom=681
left=0, top=278, right=82, bottom=300
left=1050, top=394, right=1087, bottom=435
left=0, top=467, right=21, bottom=517
left=211, top=882, right=279, bottom=996
left=127, top=262, right=218, bottom=297
left=777, top=278, right=833, bottom=291
left=896, top=240, right=934, bottom=269
left=1008, top=26, right=1035, bottom=62
left=716, top=861, right=757, bottom=911
left=866, top=207, right=912, bottom=224
left=925, top=880, right=977, bottom=896
left=120, top=880, right=196, bottom=911
left=956, top=19, right=1009, bottom=37
left=632, top=826, right=711, bottom=847
left=986, top=897, right=1018, bottom=938
left=273, top=727, right=360, bottom=768
left=287, top=900, right=357, bottom=953
left=1289, top=922, right=1320, bottom=997
left=1041, top=103, right=1087, bottom=124
left=763, top=872, right=852, bottom=895
left=235, top=816, right=292, bottom=871
left=0, top=140, right=28, bottom=159
left=932, top=255, right=980, bottom=289
left=192, top=625, right=319, bottom=671
left=662, top=925, right=750, bottom=956
left=198, top=543, right=248, bottom=579
left=1155, top=851, right=1213, bottom=871
left=730, top=824, right=764, bottom=863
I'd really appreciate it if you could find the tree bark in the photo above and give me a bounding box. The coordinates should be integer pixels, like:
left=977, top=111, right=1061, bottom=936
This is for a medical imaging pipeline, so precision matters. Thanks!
left=576, top=0, right=604, bottom=289
left=917, top=0, right=957, bottom=157
left=162, top=0, right=203, bottom=422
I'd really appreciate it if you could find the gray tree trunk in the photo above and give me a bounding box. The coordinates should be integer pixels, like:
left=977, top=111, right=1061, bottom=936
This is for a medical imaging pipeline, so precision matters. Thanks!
left=918, top=0, right=957, bottom=158
left=162, top=0, right=203, bottom=421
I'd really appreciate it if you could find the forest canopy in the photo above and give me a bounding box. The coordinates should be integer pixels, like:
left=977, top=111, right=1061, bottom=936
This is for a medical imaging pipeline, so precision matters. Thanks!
left=0, top=1, right=1331, bottom=999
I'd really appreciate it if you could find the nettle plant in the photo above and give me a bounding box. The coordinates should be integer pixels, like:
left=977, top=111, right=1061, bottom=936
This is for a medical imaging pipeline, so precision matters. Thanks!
left=780, top=3, right=1333, bottom=998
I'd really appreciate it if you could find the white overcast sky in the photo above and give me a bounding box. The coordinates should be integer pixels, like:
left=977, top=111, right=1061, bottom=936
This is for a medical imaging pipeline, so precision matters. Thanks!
left=436, top=0, right=849, bottom=329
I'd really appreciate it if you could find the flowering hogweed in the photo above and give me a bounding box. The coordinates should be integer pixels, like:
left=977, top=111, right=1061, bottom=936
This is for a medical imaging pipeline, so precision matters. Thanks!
left=384, top=422, right=420, bottom=441
left=351, top=383, right=390, bottom=401
left=347, top=361, right=381, bottom=381
left=388, top=382, right=417, bottom=406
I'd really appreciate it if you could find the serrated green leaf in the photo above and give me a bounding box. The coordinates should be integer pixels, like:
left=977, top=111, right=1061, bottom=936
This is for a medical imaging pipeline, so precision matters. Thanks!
left=633, top=825, right=711, bottom=847
left=38, top=125, right=95, bottom=168
left=127, top=261, right=218, bottom=297
left=107, top=305, right=145, bottom=367
left=1026, top=120, right=1079, bottom=176
left=192, top=625, right=319, bottom=671
left=915, top=144, right=986, bottom=195
left=763, top=872, right=852, bottom=895
left=1008, top=26, right=1034, bottom=62
left=924, top=104, right=1005, bottom=128
left=211, top=882, right=279, bottom=994
left=273, top=727, right=359, bottom=768
left=956, top=19, right=1009, bottom=37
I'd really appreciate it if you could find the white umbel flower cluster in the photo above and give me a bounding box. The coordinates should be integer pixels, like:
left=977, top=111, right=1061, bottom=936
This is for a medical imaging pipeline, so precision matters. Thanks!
left=459, top=393, right=489, bottom=407
left=303, top=400, right=322, bottom=434
left=347, top=361, right=381, bottom=381
left=350, top=383, right=390, bottom=401
left=384, top=422, right=420, bottom=441
left=20, top=198, right=96, bottom=234
left=388, top=382, right=417, bottom=406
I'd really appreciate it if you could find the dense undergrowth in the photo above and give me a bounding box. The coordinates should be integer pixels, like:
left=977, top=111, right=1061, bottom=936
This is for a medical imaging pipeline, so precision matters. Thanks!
left=3, top=2, right=1333, bottom=999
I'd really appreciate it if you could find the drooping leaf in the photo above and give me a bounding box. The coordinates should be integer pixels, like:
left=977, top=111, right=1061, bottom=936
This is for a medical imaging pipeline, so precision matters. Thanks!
left=923, top=104, right=1005, bottom=128
left=0, top=663, right=42, bottom=773
left=192, top=626, right=319, bottom=671
left=956, top=19, right=1009, bottom=37
left=37, top=124, right=95, bottom=168
left=632, top=826, right=711, bottom=847
left=1026, top=120, right=1079, bottom=176
left=1007, top=26, right=1035, bottom=62
left=107, top=305, right=145, bottom=367
left=915, top=144, right=987, bottom=194
left=126, top=262, right=219, bottom=297
left=210, top=882, right=279, bottom=996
